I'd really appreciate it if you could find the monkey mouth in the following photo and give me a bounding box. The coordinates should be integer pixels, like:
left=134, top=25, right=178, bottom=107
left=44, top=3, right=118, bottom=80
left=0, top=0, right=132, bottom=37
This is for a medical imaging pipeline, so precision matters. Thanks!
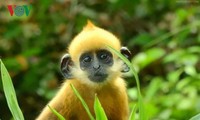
left=88, top=73, right=108, bottom=82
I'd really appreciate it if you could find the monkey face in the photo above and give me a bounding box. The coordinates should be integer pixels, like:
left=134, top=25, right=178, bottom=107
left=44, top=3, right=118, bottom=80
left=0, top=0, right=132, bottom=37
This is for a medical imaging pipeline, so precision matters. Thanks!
left=60, top=47, right=131, bottom=84
left=79, top=49, right=113, bottom=82
left=60, top=20, right=132, bottom=85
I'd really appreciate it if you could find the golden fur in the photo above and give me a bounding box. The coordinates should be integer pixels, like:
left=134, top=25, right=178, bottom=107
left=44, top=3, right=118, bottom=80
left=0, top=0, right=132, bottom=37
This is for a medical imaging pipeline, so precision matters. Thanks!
left=36, top=78, right=128, bottom=120
left=69, top=21, right=121, bottom=63
left=36, top=21, right=129, bottom=120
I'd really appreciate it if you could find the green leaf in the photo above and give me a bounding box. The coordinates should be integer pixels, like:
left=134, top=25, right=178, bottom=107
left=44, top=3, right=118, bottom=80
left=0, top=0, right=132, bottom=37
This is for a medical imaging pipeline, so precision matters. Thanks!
left=138, top=96, right=147, bottom=120
left=189, top=113, right=200, bottom=120
left=70, top=84, right=95, bottom=120
left=0, top=59, right=24, bottom=120
left=188, top=46, right=200, bottom=53
left=129, top=104, right=137, bottom=120
left=145, top=77, right=162, bottom=101
left=163, top=49, right=184, bottom=63
left=132, top=48, right=165, bottom=69
left=167, top=69, right=183, bottom=83
left=107, top=46, right=148, bottom=120
left=94, top=95, right=108, bottom=120
left=184, top=65, right=197, bottom=76
left=48, top=105, right=66, bottom=120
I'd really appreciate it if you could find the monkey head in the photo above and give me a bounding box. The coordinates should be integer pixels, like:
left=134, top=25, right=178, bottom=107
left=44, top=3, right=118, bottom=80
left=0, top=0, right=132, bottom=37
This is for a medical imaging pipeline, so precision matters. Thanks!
left=60, top=21, right=131, bottom=86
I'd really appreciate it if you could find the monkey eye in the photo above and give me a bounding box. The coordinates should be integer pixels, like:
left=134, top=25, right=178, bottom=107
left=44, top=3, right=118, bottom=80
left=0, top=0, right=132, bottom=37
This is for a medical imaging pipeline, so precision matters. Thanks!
left=97, top=50, right=113, bottom=64
left=100, top=54, right=108, bottom=60
left=83, top=56, right=92, bottom=63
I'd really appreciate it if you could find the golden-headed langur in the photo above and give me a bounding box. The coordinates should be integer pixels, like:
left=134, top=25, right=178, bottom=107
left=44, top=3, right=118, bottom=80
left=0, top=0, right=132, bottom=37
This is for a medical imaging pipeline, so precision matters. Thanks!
left=36, top=21, right=131, bottom=120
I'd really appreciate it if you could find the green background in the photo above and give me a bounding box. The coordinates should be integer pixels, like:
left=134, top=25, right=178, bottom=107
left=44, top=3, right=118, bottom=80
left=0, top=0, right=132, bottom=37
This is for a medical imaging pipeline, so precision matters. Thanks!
left=0, top=0, right=200, bottom=119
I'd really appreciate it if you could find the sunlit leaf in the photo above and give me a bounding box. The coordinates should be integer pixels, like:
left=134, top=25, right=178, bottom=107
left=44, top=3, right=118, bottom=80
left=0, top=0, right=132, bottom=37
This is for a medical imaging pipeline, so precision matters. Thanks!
left=129, top=104, right=137, bottom=120
left=70, top=84, right=95, bottom=120
left=48, top=105, right=65, bottom=120
left=0, top=59, right=24, bottom=120
left=189, top=113, right=200, bottom=120
left=94, top=95, right=108, bottom=120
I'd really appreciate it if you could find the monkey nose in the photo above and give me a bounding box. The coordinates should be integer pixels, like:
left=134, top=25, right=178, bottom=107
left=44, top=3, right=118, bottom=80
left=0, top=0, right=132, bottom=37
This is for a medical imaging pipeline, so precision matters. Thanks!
left=93, top=65, right=100, bottom=70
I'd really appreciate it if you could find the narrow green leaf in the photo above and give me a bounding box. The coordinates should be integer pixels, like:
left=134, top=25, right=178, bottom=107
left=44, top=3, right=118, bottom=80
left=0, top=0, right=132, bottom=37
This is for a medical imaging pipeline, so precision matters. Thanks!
left=70, top=84, right=95, bottom=120
left=107, top=46, right=148, bottom=120
left=129, top=104, right=137, bottom=120
left=138, top=95, right=147, bottom=120
left=48, top=105, right=66, bottom=120
left=189, top=113, right=200, bottom=120
left=94, top=94, right=108, bottom=120
left=0, top=59, right=24, bottom=120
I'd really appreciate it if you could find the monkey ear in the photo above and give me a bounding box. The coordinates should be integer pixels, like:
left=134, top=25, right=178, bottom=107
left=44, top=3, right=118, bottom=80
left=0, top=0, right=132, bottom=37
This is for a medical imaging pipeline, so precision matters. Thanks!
left=60, top=54, right=73, bottom=79
left=120, top=47, right=131, bottom=73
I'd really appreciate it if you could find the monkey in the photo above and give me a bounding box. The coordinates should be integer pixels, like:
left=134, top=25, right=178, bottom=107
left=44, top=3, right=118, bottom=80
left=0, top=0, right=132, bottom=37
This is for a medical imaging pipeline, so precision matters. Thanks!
left=36, top=21, right=131, bottom=120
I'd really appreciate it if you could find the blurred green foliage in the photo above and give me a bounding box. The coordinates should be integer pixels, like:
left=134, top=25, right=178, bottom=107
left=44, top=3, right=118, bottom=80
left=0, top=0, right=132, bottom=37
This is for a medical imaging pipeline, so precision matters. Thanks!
left=0, top=0, right=200, bottom=120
